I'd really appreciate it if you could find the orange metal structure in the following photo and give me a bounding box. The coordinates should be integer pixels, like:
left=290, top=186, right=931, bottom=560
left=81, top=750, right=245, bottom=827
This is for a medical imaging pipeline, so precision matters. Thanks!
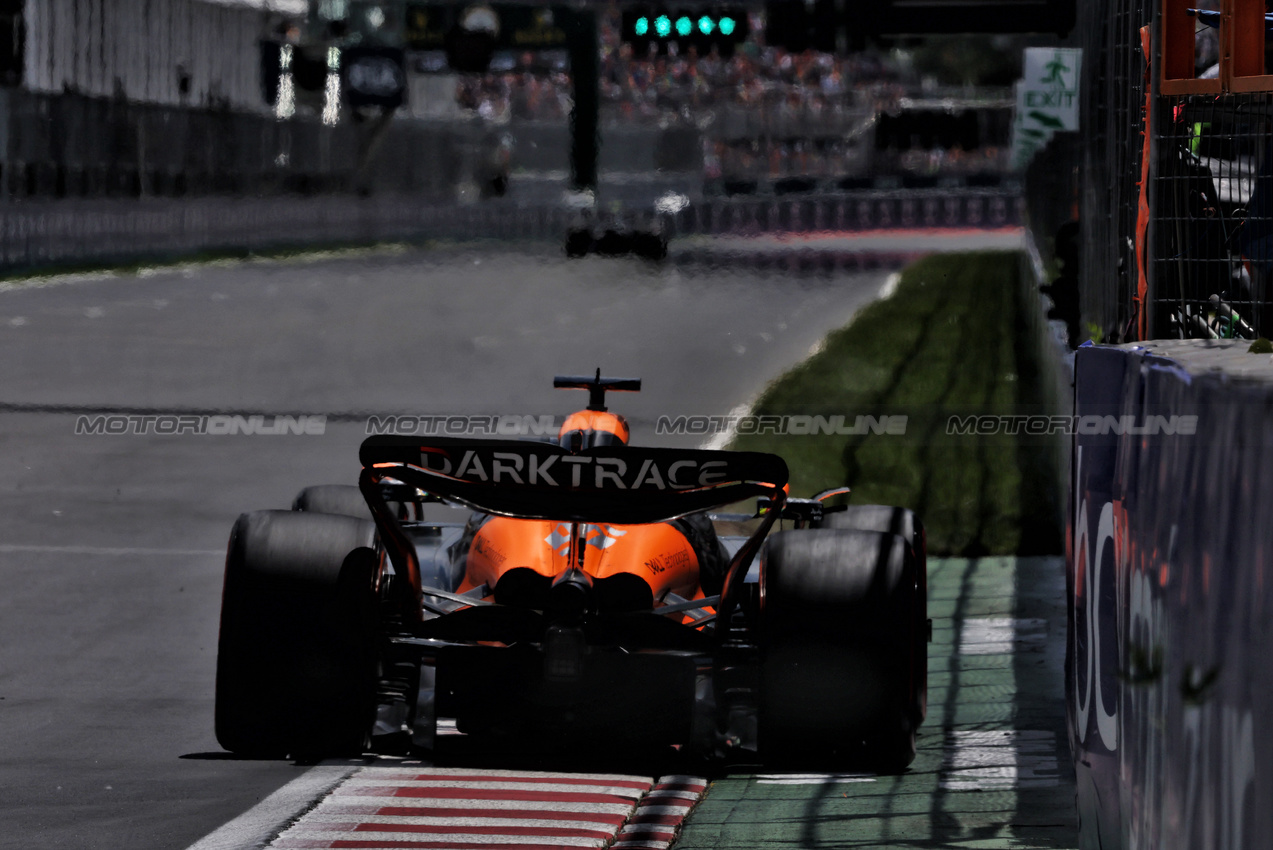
left=1161, top=0, right=1273, bottom=93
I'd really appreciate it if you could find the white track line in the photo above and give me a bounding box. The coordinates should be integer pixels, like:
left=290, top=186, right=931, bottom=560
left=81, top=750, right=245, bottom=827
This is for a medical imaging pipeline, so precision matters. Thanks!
left=957, top=617, right=1048, bottom=655
left=699, top=399, right=754, bottom=451
left=639, top=789, right=701, bottom=801
left=755, top=773, right=877, bottom=785
left=626, top=804, right=696, bottom=816
left=878, top=271, right=902, bottom=299
left=940, top=729, right=1060, bottom=791
left=183, top=765, right=359, bottom=850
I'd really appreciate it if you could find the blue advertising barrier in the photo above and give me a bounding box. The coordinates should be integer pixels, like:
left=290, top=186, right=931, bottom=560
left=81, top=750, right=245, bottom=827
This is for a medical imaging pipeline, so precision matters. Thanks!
left=1071, top=342, right=1272, bottom=850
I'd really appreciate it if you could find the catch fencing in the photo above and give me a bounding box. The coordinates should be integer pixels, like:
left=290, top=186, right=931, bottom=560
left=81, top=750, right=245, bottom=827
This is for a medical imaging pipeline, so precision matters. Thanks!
left=1031, top=0, right=1273, bottom=342
left=1152, top=92, right=1273, bottom=339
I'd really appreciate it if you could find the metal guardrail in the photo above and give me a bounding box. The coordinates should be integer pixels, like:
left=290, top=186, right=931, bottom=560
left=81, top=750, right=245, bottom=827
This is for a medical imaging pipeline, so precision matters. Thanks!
left=668, top=190, right=1021, bottom=237
left=0, top=189, right=1023, bottom=273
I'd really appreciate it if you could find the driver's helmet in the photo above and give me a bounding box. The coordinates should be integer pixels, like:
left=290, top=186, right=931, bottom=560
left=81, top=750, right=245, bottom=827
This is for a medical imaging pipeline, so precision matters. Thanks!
left=558, top=410, right=630, bottom=450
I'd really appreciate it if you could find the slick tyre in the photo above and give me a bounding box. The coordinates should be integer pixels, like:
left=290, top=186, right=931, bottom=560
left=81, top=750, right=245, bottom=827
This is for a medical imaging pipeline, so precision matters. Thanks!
left=818, top=506, right=928, bottom=726
left=294, top=484, right=407, bottom=522
left=292, top=485, right=371, bottom=520
left=565, top=229, right=592, bottom=258
left=633, top=231, right=668, bottom=260
left=759, top=529, right=922, bottom=772
left=215, top=510, right=379, bottom=758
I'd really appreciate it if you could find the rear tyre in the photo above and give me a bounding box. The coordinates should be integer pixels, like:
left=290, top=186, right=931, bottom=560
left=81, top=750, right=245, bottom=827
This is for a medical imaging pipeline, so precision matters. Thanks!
left=292, top=484, right=372, bottom=520
left=633, top=231, right=668, bottom=260
left=215, top=510, right=380, bottom=757
left=565, top=229, right=592, bottom=257
left=759, top=529, right=922, bottom=772
left=819, top=506, right=928, bottom=727
left=293, top=484, right=408, bottom=522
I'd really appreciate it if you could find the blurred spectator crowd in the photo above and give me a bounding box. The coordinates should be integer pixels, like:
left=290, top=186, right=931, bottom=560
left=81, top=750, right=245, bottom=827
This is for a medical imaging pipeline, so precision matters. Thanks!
left=452, top=7, right=908, bottom=125
left=446, top=4, right=1010, bottom=180
left=599, top=41, right=903, bottom=122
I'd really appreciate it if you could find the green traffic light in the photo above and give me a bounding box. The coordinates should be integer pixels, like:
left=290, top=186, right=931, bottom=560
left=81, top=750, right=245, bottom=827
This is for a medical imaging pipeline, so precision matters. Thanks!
left=654, top=14, right=671, bottom=36
left=718, top=15, right=736, bottom=35
left=698, top=15, right=714, bottom=34
left=634, top=16, right=649, bottom=35
left=675, top=15, right=692, bottom=36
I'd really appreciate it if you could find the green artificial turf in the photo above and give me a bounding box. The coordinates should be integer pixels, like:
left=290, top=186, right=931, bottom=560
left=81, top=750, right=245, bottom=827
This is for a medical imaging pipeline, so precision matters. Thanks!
left=731, top=251, right=1063, bottom=557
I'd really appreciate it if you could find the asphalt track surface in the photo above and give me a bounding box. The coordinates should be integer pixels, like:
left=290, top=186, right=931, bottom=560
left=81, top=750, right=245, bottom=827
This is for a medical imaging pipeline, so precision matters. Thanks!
left=0, top=238, right=932, bottom=850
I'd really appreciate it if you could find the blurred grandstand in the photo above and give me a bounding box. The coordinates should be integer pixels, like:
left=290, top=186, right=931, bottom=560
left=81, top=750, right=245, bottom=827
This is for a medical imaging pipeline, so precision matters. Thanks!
left=441, top=7, right=1014, bottom=193
left=0, top=0, right=1015, bottom=206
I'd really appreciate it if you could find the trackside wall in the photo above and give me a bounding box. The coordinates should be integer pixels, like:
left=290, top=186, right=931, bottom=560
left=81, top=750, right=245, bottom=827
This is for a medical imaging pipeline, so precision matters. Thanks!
left=1070, top=342, right=1273, bottom=849
left=22, top=0, right=279, bottom=113
left=1023, top=226, right=1075, bottom=529
left=0, top=188, right=1021, bottom=273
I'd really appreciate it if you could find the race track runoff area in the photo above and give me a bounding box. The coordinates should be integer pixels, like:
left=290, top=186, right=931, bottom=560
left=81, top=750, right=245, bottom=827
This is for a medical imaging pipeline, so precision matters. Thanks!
left=677, top=555, right=1077, bottom=850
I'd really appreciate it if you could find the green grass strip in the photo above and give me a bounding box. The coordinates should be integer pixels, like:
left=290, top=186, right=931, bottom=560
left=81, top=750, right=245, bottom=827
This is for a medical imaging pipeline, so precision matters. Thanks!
left=730, top=250, right=1062, bottom=557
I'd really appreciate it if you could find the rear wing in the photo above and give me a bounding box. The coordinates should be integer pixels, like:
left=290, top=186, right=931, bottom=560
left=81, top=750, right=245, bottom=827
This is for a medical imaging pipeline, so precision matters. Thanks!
left=358, top=436, right=789, bottom=627
left=359, top=436, right=787, bottom=524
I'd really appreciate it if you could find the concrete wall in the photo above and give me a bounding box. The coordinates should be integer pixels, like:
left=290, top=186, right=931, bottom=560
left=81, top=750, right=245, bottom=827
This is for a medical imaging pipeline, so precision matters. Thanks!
left=1070, top=341, right=1273, bottom=849
left=1023, top=229, right=1075, bottom=538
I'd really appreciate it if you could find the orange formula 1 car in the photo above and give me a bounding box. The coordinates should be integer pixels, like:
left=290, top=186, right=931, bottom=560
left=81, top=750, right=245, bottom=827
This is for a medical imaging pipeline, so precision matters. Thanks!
left=214, top=374, right=929, bottom=769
